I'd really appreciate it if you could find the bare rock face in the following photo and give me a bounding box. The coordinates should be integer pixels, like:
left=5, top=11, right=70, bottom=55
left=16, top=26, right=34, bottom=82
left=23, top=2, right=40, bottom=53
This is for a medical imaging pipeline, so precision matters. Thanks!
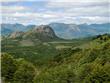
left=9, top=25, right=59, bottom=41
left=9, top=31, right=24, bottom=39
left=33, top=25, right=57, bottom=38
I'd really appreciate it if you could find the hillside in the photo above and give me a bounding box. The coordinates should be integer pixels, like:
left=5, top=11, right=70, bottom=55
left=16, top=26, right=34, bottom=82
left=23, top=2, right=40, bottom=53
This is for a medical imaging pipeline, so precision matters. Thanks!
left=2, top=34, right=110, bottom=83
left=50, top=23, right=110, bottom=39
left=1, top=30, right=92, bottom=67
left=22, top=25, right=59, bottom=41
left=8, top=25, right=60, bottom=42
left=2, top=23, right=110, bottom=39
left=1, top=25, right=61, bottom=66
left=1, top=23, right=36, bottom=35
left=34, top=34, right=110, bottom=83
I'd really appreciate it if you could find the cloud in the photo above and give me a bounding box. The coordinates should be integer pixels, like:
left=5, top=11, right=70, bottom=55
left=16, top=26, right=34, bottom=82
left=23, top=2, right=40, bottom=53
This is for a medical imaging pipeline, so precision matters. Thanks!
left=47, top=0, right=109, bottom=8
left=2, top=11, right=109, bottom=25
left=1, top=0, right=109, bottom=25
left=46, top=0, right=110, bottom=16
left=47, top=0, right=108, bottom=2
left=0, top=0, right=36, bottom=3
left=76, top=16, right=109, bottom=24
left=1, top=5, right=28, bottom=13
left=45, top=0, right=110, bottom=24
left=2, top=12, right=60, bottom=18
left=1, top=0, right=108, bottom=3
left=1, top=11, right=63, bottom=24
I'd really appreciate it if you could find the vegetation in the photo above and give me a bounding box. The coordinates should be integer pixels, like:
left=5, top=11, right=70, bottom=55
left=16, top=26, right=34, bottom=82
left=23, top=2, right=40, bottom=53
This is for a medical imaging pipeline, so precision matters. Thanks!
left=1, top=34, right=110, bottom=83
left=1, top=53, right=36, bottom=83
left=1, top=53, right=17, bottom=82
left=13, top=59, right=36, bottom=83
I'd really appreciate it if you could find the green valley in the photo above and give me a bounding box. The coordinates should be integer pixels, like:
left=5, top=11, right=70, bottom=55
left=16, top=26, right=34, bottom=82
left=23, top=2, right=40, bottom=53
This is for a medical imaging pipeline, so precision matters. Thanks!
left=1, top=33, right=110, bottom=83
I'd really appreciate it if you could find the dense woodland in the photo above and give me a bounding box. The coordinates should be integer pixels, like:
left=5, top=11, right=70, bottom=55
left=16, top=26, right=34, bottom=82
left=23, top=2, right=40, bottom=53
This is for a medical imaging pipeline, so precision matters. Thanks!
left=1, top=34, right=110, bottom=83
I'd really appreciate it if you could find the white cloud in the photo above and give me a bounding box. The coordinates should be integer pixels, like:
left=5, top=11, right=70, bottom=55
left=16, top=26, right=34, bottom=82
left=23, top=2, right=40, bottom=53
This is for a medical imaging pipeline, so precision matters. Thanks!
left=67, top=6, right=109, bottom=16
left=1, top=0, right=108, bottom=3
left=2, top=12, right=60, bottom=18
left=47, top=0, right=109, bottom=2
left=2, top=11, right=109, bottom=25
left=47, top=0, right=109, bottom=8
left=45, top=0, right=110, bottom=24
left=0, top=0, right=37, bottom=2
left=2, top=10, right=109, bottom=25
left=1, top=6, right=28, bottom=13
left=78, top=16, right=109, bottom=24
left=1, top=0, right=109, bottom=24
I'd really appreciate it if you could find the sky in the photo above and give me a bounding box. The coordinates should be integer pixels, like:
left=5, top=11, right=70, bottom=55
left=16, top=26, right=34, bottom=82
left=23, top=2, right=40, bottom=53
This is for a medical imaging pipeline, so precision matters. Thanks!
left=0, top=0, right=110, bottom=25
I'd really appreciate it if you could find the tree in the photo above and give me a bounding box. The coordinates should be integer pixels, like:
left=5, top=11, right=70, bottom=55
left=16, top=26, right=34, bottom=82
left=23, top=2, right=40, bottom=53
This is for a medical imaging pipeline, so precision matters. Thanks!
left=1, top=53, right=17, bottom=82
left=13, top=60, right=36, bottom=83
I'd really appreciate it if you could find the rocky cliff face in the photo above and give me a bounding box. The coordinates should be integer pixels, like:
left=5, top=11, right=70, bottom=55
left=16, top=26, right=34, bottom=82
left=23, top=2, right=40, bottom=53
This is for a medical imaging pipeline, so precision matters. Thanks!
left=2, top=23, right=110, bottom=39
left=9, top=31, right=24, bottom=39
left=1, top=23, right=36, bottom=36
left=9, top=25, right=59, bottom=41
left=33, top=25, right=57, bottom=38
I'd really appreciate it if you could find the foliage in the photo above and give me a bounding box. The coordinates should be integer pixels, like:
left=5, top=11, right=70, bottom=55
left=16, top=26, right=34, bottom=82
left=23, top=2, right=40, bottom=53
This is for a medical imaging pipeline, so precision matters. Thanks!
left=1, top=53, right=17, bottom=82
left=33, top=34, right=110, bottom=83
left=1, top=34, right=110, bottom=83
left=1, top=54, right=36, bottom=83
left=13, top=60, right=36, bottom=83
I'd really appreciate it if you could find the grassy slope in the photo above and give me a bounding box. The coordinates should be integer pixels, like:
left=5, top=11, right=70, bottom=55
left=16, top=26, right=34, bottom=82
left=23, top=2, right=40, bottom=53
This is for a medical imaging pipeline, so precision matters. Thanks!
left=34, top=34, right=110, bottom=83
left=2, top=34, right=110, bottom=83
left=1, top=37, right=91, bottom=67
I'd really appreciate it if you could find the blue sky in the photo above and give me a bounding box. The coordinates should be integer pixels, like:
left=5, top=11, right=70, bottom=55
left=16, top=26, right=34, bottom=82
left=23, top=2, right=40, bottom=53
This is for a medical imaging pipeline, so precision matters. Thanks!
left=1, top=0, right=110, bottom=25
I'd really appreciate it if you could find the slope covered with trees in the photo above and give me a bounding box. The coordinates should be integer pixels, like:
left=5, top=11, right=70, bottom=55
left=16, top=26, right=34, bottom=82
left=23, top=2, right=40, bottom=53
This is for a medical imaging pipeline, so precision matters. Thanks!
left=33, top=34, right=110, bottom=83
left=1, top=34, right=110, bottom=83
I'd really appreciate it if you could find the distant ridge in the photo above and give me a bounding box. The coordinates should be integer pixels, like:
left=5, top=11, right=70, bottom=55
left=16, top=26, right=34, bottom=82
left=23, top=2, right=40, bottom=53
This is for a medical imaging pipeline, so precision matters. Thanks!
left=1, top=23, right=110, bottom=39
left=9, top=25, right=60, bottom=42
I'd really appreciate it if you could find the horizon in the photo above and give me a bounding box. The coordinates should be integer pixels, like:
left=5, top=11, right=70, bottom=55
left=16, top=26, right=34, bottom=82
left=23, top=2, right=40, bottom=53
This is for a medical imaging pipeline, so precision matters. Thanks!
left=1, top=0, right=110, bottom=25
left=1, top=22, right=110, bottom=26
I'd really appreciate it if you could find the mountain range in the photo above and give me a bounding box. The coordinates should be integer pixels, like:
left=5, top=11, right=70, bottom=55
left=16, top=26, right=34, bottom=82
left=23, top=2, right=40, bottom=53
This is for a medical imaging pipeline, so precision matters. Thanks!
left=1, top=23, right=36, bottom=35
left=8, top=25, right=59, bottom=42
left=49, top=23, right=110, bottom=39
left=1, top=23, right=110, bottom=39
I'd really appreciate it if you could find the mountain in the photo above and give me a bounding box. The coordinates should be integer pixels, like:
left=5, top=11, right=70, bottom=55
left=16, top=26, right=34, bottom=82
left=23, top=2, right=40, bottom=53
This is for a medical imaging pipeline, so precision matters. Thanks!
left=33, top=25, right=57, bottom=38
left=49, top=23, right=80, bottom=39
left=1, top=23, right=36, bottom=36
left=23, top=25, right=59, bottom=41
left=1, top=23, right=110, bottom=39
left=78, top=23, right=110, bottom=36
left=49, top=23, right=110, bottom=39
left=9, top=25, right=59, bottom=42
left=9, top=31, right=24, bottom=39
left=1, top=27, right=13, bottom=36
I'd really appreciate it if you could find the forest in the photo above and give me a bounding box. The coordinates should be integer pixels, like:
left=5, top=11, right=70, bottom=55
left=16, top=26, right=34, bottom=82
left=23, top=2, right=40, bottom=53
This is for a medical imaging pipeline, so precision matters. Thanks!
left=1, top=34, right=110, bottom=83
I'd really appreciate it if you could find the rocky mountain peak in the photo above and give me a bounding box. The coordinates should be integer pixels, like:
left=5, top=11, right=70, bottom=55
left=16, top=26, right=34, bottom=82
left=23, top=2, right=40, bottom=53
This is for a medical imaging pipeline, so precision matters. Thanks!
left=34, top=25, right=57, bottom=38
left=9, top=31, right=24, bottom=39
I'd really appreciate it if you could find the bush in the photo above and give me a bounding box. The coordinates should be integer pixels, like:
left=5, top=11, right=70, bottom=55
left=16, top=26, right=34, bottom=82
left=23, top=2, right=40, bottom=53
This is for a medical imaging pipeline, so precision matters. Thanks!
left=13, top=60, right=36, bottom=83
left=1, top=53, right=17, bottom=82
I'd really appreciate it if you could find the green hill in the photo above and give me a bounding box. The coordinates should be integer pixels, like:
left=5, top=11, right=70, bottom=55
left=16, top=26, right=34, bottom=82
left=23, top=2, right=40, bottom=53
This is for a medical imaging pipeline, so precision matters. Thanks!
left=8, top=25, right=60, bottom=42
left=1, top=34, right=110, bottom=83
left=33, top=34, right=110, bottom=83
